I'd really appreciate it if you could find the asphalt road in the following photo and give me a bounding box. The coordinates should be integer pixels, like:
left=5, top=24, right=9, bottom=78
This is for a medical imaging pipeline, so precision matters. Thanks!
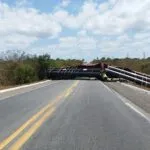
left=0, top=80, right=150, bottom=150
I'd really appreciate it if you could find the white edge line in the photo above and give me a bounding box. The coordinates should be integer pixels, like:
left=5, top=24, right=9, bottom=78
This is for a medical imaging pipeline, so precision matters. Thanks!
left=0, top=80, right=50, bottom=93
left=100, top=81, right=150, bottom=123
left=121, top=83, right=150, bottom=95
left=0, top=81, right=61, bottom=101
left=125, top=102, right=150, bottom=122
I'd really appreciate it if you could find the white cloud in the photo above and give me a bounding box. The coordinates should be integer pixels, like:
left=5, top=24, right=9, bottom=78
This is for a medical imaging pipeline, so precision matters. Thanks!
left=134, top=32, right=150, bottom=40
left=31, top=34, right=98, bottom=59
left=0, top=34, right=37, bottom=50
left=15, top=0, right=31, bottom=7
left=0, top=2, right=61, bottom=51
left=53, top=1, right=98, bottom=29
left=77, top=30, right=87, bottom=36
left=0, top=0, right=150, bottom=59
left=60, top=0, right=71, bottom=7
left=98, top=2, right=110, bottom=13
left=53, top=0, right=150, bottom=35
left=56, top=35, right=97, bottom=50
left=51, top=0, right=150, bottom=58
left=29, top=32, right=150, bottom=59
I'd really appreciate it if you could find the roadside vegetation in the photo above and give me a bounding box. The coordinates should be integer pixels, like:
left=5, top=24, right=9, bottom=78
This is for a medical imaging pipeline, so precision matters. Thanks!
left=0, top=50, right=150, bottom=88
left=92, top=57, right=150, bottom=75
left=0, top=50, right=83, bottom=87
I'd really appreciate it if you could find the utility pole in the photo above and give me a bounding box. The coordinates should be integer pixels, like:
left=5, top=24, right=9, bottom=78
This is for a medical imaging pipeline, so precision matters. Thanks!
left=126, top=52, right=129, bottom=58
left=143, top=51, right=146, bottom=59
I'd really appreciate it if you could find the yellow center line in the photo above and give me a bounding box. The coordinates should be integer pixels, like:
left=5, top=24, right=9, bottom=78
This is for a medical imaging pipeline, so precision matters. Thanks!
left=64, top=89, right=73, bottom=98
left=9, top=108, right=56, bottom=150
left=0, top=96, right=61, bottom=150
left=0, top=80, right=79, bottom=150
left=64, top=81, right=79, bottom=98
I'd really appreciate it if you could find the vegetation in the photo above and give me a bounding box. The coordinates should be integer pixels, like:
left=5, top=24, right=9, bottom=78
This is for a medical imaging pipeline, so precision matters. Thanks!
left=92, top=57, right=150, bottom=74
left=13, top=64, right=36, bottom=84
left=0, top=50, right=83, bottom=87
left=0, top=50, right=150, bottom=88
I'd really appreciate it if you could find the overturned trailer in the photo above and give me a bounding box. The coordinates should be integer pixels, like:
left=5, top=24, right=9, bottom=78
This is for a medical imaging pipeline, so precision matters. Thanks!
left=47, top=63, right=150, bottom=87
left=47, top=63, right=108, bottom=80
left=105, top=66, right=150, bottom=87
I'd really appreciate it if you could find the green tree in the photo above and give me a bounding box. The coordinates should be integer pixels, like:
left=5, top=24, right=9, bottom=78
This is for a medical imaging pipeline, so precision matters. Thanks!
left=14, top=64, right=36, bottom=84
left=37, top=54, right=51, bottom=79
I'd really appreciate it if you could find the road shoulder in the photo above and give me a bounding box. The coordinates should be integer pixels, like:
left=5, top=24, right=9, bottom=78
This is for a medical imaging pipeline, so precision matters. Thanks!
left=0, top=80, right=52, bottom=100
left=105, top=82, right=150, bottom=114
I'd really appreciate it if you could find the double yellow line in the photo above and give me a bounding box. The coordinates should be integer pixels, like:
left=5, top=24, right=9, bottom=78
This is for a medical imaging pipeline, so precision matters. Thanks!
left=0, top=81, right=79, bottom=150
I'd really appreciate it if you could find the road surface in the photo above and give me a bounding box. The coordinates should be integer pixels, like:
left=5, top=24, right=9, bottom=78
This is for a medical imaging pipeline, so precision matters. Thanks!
left=0, top=80, right=150, bottom=150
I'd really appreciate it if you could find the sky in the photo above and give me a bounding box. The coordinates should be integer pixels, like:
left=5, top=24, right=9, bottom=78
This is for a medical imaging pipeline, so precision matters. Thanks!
left=0, top=0, right=150, bottom=60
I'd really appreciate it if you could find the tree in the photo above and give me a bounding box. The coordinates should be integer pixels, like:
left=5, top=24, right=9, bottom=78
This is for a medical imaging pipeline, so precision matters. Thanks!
left=14, top=64, right=36, bottom=84
left=37, top=54, right=51, bottom=79
left=101, top=57, right=106, bottom=61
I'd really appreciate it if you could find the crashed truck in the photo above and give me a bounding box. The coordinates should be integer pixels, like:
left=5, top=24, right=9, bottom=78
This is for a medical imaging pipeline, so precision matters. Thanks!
left=47, top=63, right=150, bottom=88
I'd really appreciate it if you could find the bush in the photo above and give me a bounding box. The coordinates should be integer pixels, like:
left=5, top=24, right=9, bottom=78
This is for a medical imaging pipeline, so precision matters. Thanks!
left=37, top=54, right=51, bottom=80
left=14, top=64, right=36, bottom=84
left=141, top=63, right=150, bottom=74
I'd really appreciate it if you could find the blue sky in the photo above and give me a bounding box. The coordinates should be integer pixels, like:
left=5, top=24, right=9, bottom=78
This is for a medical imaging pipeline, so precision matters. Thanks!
left=0, top=0, right=150, bottom=60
